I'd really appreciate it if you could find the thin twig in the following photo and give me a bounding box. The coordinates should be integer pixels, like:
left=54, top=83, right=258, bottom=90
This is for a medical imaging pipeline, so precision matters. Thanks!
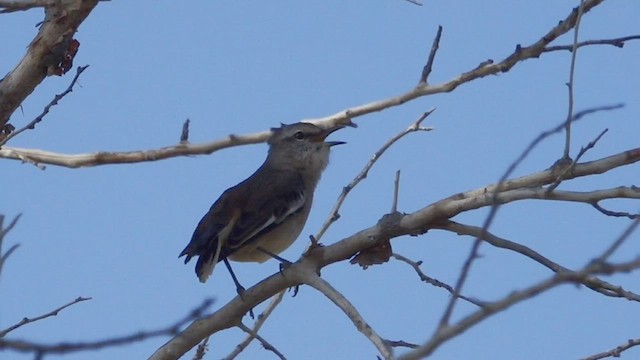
left=314, top=109, right=435, bottom=242
left=391, top=170, right=401, bottom=213
left=0, top=299, right=213, bottom=357
left=384, top=339, right=419, bottom=349
left=419, top=26, right=443, bottom=84
left=191, top=336, right=209, bottom=360
left=392, top=253, right=486, bottom=307
left=594, top=217, right=640, bottom=264
left=543, top=35, right=640, bottom=53
left=224, top=290, right=285, bottom=360
left=435, top=103, right=623, bottom=330
left=399, top=256, right=640, bottom=360
left=592, top=202, right=638, bottom=219
left=236, top=322, right=286, bottom=360
left=305, top=273, right=392, bottom=360
left=180, top=119, right=190, bottom=144
left=0, top=297, right=92, bottom=337
left=562, top=0, right=586, bottom=160
left=437, top=221, right=640, bottom=301
left=0, top=214, right=22, bottom=280
left=581, top=338, right=640, bottom=360
left=0, top=66, right=89, bottom=147
left=547, top=128, right=608, bottom=192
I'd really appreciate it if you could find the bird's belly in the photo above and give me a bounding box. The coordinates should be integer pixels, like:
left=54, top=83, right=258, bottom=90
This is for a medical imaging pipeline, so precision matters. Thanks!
left=228, top=215, right=307, bottom=263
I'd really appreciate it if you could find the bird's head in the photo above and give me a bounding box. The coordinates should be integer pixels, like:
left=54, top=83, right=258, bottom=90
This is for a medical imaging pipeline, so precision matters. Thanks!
left=267, top=122, right=346, bottom=173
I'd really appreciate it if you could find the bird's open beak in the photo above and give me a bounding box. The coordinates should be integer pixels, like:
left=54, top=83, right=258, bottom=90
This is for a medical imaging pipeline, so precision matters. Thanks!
left=313, top=125, right=346, bottom=146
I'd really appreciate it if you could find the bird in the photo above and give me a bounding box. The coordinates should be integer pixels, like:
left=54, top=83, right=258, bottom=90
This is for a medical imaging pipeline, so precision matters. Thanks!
left=179, top=122, right=345, bottom=289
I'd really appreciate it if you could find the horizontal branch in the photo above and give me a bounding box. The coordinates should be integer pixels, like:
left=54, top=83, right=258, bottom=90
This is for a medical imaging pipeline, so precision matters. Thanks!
left=3, top=2, right=634, bottom=169
left=0, top=120, right=354, bottom=168
left=0, top=299, right=212, bottom=356
left=0, top=0, right=53, bottom=13
left=401, top=148, right=640, bottom=232
left=543, top=35, right=640, bottom=53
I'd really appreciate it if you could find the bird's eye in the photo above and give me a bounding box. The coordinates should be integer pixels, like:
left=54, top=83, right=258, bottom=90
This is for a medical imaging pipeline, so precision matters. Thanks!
left=293, top=131, right=305, bottom=140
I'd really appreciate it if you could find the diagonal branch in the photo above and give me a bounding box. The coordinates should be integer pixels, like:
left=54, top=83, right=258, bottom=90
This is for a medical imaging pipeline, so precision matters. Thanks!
left=392, top=253, right=486, bottom=307
left=581, top=338, right=640, bottom=360
left=0, top=0, right=99, bottom=128
left=419, top=25, right=443, bottom=84
left=303, top=271, right=392, bottom=360
left=314, top=109, right=434, bottom=242
left=224, top=290, right=285, bottom=360
left=0, top=213, right=22, bottom=280
left=436, top=221, right=640, bottom=301
left=0, top=65, right=89, bottom=147
left=235, top=322, right=286, bottom=360
left=398, top=256, right=640, bottom=360
left=0, top=296, right=91, bottom=337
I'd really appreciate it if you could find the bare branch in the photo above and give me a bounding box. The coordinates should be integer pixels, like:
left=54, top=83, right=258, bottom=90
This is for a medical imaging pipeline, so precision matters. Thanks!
left=419, top=25, right=443, bottom=84
left=592, top=202, right=638, bottom=219
left=437, top=221, right=640, bottom=301
left=547, top=128, right=608, bottom=192
left=0, top=214, right=22, bottom=280
left=314, top=109, right=435, bottom=242
left=398, top=257, right=640, bottom=360
left=581, top=338, right=640, bottom=360
left=0, top=299, right=212, bottom=357
left=543, top=35, right=640, bottom=53
left=0, top=0, right=53, bottom=13
left=435, top=102, right=624, bottom=330
left=236, top=322, right=286, bottom=360
left=0, top=118, right=355, bottom=168
left=2, top=2, right=625, bottom=169
left=304, top=272, right=392, bottom=360
left=224, top=290, right=285, bottom=360
left=401, top=0, right=422, bottom=6
left=392, top=253, right=486, bottom=307
left=0, top=66, right=89, bottom=147
left=150, top=144, right=640, bottom=359
left=0, top=296, right=92, bottom=337
left=384, top=339, right=419, bottom=349
left=391, top=170, right=401, bottom=213
left=0, top=1, right=99, bottom=128
left=594, top=217, right=640, bottom=264
left=191, top=336, right=209, bottom=360
left=180, top=118, right=191, bottom=144
left=562, top=0, right=586, bottom=160
left=312, top=0, right=608, bottom=125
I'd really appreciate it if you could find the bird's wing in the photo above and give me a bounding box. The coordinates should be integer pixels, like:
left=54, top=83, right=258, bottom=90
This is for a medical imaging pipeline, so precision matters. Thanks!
left=226, top=186, right=306, bottom=250
left=179, top=194, right=235, bottom=254
left=179, top=190, right=243, bottom=282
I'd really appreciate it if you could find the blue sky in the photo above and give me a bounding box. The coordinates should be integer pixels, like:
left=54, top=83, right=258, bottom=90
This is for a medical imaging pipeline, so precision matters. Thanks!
left=1, top=1, right=639, bottom=359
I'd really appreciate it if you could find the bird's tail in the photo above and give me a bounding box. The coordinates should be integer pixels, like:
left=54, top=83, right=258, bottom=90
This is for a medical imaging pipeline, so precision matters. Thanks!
left=180, top=236, right=224, bottom=283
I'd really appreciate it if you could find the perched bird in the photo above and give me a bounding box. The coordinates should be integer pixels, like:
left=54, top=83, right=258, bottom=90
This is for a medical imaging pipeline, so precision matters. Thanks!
left=179, top=122, right=345, bottom=286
